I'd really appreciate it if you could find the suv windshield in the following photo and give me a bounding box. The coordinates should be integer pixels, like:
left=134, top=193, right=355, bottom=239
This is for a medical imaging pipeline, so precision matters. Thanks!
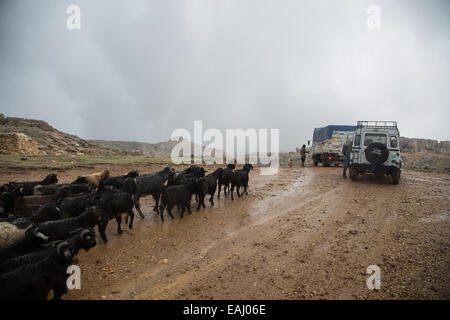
left=364, top=133, right=387, bottom=146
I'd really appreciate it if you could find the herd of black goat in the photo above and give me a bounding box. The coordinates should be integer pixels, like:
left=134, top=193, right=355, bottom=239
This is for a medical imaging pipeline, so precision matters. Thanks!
left=0, top=163, right=254, bottom=299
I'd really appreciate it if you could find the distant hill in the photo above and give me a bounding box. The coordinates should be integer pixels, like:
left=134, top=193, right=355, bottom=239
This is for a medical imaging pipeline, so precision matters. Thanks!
left=0, top=114, right=123, bottom=156
left=91, top=139, right=180, bottom=157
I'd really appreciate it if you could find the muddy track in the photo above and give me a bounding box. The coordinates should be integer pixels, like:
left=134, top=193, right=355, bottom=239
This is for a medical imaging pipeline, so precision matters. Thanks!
left=1, top=165, right=448, bottom=299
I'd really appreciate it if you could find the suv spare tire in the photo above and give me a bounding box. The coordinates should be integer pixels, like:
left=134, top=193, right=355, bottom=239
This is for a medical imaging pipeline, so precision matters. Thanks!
left=365, top=142, right=389, bottom=166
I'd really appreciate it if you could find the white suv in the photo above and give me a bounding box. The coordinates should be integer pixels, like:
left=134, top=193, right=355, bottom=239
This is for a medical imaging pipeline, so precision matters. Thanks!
left=349, top=121, right=402, bottom=184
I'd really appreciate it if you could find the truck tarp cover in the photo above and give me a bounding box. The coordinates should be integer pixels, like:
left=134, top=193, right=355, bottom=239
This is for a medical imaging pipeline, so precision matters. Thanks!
left=313, top=125, right=356, bottom=142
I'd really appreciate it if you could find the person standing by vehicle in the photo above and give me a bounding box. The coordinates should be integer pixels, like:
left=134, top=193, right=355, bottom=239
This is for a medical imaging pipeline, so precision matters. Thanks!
left=300, top=144, right=309, bottom=167
left=342, top=140, right=351, bottom=178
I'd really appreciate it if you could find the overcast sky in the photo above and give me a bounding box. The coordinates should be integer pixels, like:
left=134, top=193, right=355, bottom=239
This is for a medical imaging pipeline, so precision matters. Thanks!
left=0, top=0, right=449, bottom=151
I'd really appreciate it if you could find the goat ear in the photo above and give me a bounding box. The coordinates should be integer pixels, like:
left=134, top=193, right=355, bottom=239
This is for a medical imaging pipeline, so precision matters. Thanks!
left=41, top=240, right=63, bottom=247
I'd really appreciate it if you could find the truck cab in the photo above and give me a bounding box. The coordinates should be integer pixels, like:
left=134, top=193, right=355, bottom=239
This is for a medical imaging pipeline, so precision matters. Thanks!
left=350, top=121, right=401, bottom=184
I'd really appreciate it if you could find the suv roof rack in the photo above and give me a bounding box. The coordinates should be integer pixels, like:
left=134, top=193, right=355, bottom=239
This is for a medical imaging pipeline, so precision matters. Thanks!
left=357, top=121, right=397, bottom=128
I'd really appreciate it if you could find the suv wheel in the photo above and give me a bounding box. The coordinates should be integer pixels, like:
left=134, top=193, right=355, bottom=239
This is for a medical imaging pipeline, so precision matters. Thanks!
left=392, top=169, right=401, bottom=185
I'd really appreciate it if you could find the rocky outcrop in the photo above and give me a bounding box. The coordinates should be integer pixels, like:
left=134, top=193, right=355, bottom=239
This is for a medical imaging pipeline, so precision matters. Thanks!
left=401, top=152, right=450, bottom=172
left=0, top=116, right=123, bottom=156
left=400, top=137, right=450, bottom=155
left=0, top=133, right=42, bottom=155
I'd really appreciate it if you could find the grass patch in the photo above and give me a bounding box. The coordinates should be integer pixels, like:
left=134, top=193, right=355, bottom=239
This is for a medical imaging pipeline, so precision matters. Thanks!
left=0, top=154, right=173, bottom=170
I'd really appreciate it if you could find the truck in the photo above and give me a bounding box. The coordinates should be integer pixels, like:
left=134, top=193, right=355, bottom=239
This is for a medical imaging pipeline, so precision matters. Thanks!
left=349, top=121, right=402, bottom=184
left=311, top=125, right=356, bottom=167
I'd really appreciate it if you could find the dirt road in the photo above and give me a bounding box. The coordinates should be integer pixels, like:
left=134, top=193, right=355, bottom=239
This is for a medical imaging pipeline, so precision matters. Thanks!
left=1, top=165, right=449, bottom=299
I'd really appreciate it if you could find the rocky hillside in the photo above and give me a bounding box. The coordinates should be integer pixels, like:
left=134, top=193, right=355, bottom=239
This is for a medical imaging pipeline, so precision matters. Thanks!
left=0, top=114, right=123, bottom=156
left=400, top=137, right=450, bottom=154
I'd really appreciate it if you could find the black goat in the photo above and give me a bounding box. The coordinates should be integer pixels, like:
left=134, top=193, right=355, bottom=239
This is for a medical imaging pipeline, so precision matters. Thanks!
left=35, top=208, right=99, bottom=242
left=33, top=183, right=93, bottom=196
left=0, top=226, right=50, bottom=263
left=159, top=179, right=200, bottom=221
left=0, top=185, right=24, bottom=217
left=98, top=170, right=139, bottom=191
left=218, top=164, right=235, bottom=199
left=0, top=241, right=75, bottom=300
left=93, top=178, right=136, bottom=243
left=0, top=228, right=95, bottom=274
left=7, top=174, right=58, bottom=196
left=59, top=192, right=96, bottom=218
left=0, top=203, right=61, bottom=229
left=202, top=168, right=223, bottom=206
left=230, top=164, right=254, bottom=200
left=168, top=166, right=206, bottom=186
left=133, top=167, right=175, bottom=217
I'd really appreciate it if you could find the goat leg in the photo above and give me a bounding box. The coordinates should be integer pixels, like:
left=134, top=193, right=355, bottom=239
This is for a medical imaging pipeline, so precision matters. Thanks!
left=53, top=280, right=68, bottom=300
left=134, top=196, right=145, bottom=219
left=127, top=209, right=134, bottom=229
left=186, top=199, right=192, bottom=214
left=230, top=184, right=234, bottom=200
left=152, top=193, right=159, bottom=215
left=99, top=219, right=108, bottom=243
left=159, top=203, right=166, bottom=222
left=115, top=214, right=123, bottom=234
left=166, top=203, right=175, bottom=220
left=178, top=204, right=184, bottom=219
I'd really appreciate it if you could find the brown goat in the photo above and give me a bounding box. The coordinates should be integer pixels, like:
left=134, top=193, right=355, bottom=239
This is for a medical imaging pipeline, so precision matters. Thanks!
left=73, top=170, right=110, bottom=188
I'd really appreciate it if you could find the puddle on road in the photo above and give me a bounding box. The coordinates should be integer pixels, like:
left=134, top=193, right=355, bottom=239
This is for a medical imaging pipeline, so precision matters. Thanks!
left=223, top=170, right=313, bottom=239
left=420, top=212, right=449, bottom=223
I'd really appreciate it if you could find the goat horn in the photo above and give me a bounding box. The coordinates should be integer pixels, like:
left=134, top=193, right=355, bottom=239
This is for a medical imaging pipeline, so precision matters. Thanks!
left=69, top=228, right=85, bottom=235
left=80, top=229, right=91, bottom=238
left=64, top=250, right=73, bottom=259
left=36, top=232, right=49, bottom=241
left=56, top=241, right=70, bottom=254
left=32, top=228, right=49, bottom=241
left=41, top=240, right=63, bottom=247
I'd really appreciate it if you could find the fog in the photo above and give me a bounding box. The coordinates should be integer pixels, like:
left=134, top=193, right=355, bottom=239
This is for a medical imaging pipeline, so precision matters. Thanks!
left=1, top=0, right=449, bottom=151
